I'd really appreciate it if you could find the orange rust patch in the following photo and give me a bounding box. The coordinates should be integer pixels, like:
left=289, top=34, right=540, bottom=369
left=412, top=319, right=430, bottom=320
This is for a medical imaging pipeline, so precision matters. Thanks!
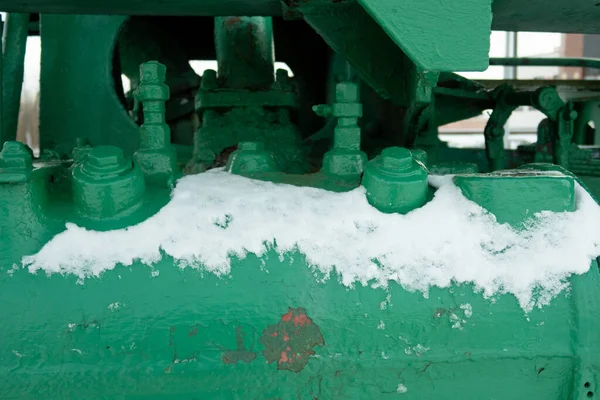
left=260, top=307, right=324, bottom=373
left=280, top=351, right=289, bottom=363
left=293, top=314, right=311, bottom=326
left=281, top=311, right=293, bottom=322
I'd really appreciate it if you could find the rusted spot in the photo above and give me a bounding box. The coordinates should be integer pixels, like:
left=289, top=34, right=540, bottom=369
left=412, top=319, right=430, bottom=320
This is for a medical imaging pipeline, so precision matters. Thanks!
left=222, top=326, right=257, bottom=365
left=293, top=314, right=311, bottom=326
left=261, top=307, right=324, bottom=373
left=224, top=17, right=242, bottom=27
left=281, top=311, right=293, bottom=322
left=188, top=326, right=198, bottom=337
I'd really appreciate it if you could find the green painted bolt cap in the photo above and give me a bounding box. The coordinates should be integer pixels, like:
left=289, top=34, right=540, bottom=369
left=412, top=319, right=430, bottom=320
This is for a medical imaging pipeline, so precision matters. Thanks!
left=82, top=146, right=130, bottom=178
left=362, top=146, right=428, bottom=214
left=381, top=147, right=412, bottom=170
left=226, top=142, right=277, bottom=175
left=335, top=82, right=359, bottom=103
left=73, top=145, right=145, bottom=220
left=0, top=141, right=33, bottom=183
left=0, top=141, right=33, bottom=171
left=140, top=61, right=166, bottom=84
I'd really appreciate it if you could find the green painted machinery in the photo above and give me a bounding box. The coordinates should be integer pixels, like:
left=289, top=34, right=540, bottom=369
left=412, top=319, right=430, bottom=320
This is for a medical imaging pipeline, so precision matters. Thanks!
left=2, top=2, right=600, bottom=399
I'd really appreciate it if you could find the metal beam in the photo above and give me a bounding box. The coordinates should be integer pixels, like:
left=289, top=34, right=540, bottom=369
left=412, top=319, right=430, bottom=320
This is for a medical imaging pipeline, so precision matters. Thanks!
left=490, top=57, right=600, bottom=70
left=0, top=0, right=282, bottom=16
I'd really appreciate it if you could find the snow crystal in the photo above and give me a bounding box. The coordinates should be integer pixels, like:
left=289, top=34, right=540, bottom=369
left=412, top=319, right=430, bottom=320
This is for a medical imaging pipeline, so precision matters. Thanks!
left=22, top=169, right=600, bottom=311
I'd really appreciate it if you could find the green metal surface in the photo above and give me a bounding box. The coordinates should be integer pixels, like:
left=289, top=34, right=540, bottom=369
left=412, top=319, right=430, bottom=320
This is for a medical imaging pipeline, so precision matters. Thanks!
left=7, top=0, right=600, bottom=36
left=2, top=0, right=600, bottom=397
left=40, top=15, right=140, bottom=156
left=2, top=254, right=600, bottom=398
left=454, top=171, right=576, bottom=226
left=357, top=0, right=492, bottom=71
left=1, top=142, right=599, bottom=397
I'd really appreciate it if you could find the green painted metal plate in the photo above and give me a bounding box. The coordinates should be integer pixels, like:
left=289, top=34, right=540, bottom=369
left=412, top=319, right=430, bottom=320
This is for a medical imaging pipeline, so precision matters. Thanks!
left=357, top=0, right=492, bottom=71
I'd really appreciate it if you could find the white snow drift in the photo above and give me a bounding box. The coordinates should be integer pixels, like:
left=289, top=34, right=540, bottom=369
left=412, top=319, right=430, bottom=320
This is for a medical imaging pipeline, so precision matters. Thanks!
left=22, top=169, right=600, bottom=311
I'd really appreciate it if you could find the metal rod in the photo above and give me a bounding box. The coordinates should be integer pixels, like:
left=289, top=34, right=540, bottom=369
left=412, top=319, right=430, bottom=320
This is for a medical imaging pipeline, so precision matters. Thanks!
left=0, top=16, right=4, bottom=147
left=215, top=16, right=275, bottom=89
left=490, top=57, right=600, bottom=70
left=0, top=0, right=282, bottom=16
left=2, top=13, right=29, bottom=143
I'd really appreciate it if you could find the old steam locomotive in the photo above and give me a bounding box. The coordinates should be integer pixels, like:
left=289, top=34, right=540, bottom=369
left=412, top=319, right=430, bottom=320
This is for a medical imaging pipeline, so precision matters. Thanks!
left=1, top=0, right=600, bottom=398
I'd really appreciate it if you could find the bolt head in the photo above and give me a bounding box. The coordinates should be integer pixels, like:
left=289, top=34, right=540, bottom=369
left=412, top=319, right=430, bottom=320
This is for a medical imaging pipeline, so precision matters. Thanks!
left=201, top=69, right=218, bottom=90
left=0, top=141, right=33, bottom=170
left=83, top=146, right=129, bottom=178
left=335, top=82, right=359, bottom=103
left=140, top=61, right=166, bottom=84
left=381, top=147, right=412, bottom=170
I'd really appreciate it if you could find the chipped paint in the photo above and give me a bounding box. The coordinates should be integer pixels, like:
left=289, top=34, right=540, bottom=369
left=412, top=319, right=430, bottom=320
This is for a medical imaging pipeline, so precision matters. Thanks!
left=261, top=307, right=324, bottom=372
left=222, top=326, right=257, bottom=365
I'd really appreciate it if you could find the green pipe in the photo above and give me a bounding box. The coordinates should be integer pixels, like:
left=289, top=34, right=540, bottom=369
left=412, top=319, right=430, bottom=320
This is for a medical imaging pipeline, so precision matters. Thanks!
left=489, top=57, right=600, bottom=70
left=2, top=13, right=29, bottom=143
left=214, top=16, right=275, bottom=90
left=0, top=17, right=3, bottom=146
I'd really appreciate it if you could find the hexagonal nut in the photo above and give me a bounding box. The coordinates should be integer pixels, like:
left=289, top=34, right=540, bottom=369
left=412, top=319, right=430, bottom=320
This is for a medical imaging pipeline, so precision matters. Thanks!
left=335, top=82, right=359, bottom=103
left=82, top=146, right=130, bottom=178
left=0, top=141, right=33, bottom=170
left=381, top=147, right=413, bottom=171
left=140, top=61, right=167, bottom=84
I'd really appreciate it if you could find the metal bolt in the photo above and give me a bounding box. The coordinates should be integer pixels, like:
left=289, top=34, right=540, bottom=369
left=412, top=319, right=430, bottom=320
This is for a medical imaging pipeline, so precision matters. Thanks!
left=84, top=146, right=129, bottom=176
left=0, top=141, right=32, bottom=170
left=139, top=61, right=166, bottom=84
left=335, top=82, right=359, bottom=103
left=201, top=69, right=218, bottom=90
left=312, top=104, right=333, bottom=117
left=239, top=141, right=264, bottom=151
left=381, top=147, right=413, bottom=170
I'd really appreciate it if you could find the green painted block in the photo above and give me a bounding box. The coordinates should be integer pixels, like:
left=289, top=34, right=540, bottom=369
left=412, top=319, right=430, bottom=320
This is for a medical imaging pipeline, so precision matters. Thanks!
left=454, top=171, right=576, bottom=226
left=357, top=0, right=492, bottom=71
